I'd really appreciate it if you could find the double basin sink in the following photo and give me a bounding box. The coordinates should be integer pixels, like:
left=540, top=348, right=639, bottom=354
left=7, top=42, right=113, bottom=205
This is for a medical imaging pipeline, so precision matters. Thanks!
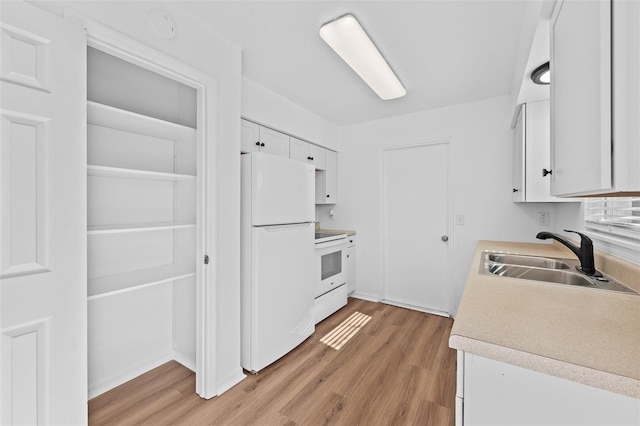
left=482, top=252, right=637, bottom=294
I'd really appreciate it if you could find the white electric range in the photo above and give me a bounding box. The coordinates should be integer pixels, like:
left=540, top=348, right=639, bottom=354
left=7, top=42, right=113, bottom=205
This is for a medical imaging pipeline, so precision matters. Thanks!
left=314, top=232, right=348, bottom=323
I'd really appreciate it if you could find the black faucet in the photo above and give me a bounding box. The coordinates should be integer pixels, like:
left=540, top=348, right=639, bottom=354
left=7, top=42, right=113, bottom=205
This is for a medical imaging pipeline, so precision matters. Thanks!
left=536, top=230, right=600, bottom=276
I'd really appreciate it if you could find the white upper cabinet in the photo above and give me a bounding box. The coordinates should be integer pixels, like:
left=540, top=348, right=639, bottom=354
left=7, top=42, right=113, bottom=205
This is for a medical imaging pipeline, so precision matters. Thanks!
left=512, top=104, right=525, bottom=202
left=316, top=150, right=337, bottom=204
left=513, top=101, right=577, bottom=202
left=290, top=136, right=326, bottom=170
left=241, top=119, right=290, bottom=157
left=241, top=119, right=260, bottom=154
left=240, top=119, right=338, bottom=204
left=550, top=0, right=640, bottom=196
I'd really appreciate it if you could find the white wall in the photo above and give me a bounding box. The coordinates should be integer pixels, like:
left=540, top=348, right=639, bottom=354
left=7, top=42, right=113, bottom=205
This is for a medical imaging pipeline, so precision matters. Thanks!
left=32, top=0, right=244, bottom=395
left=556, top=202, right=585, bottom=233
left=242, top=77, right=339, bottom=150
left=317, top=95, right=561, bottom=315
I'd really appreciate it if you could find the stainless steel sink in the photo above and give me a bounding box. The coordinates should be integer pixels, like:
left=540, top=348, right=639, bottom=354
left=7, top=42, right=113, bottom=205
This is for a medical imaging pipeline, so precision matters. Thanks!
left=482, top=251, right=637, bottom=294
left=487, top=253, right=571, bottom=270
left=487, top=264, right=594, bottom=286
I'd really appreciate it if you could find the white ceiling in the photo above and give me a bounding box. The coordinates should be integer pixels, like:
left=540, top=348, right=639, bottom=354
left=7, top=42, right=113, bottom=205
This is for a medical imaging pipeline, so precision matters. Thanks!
left=180, top=1, right=532, bottom=125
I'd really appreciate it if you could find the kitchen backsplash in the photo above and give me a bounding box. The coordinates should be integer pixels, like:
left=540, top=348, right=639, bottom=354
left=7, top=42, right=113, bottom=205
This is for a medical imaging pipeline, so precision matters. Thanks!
left=552, top=240, right=640, bottom=293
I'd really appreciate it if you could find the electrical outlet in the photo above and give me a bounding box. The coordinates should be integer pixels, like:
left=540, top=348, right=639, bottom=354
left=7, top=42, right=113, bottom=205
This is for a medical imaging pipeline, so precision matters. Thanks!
left=537, top=212, right=550, bottom=226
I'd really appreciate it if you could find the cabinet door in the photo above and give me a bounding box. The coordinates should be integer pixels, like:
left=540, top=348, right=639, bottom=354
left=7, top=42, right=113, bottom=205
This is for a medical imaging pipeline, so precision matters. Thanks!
left=512, top=104, right=525, bottom=202
left=550, top=0, right=612, bottom=196
left=316, top=150, right=337, bottom=204
left=289, top=137, right=309, bottom=163
left=611, top=0, right=640, bottom=193
left=463, top=353, right=640, bottom=425
left=259, top=126, right=289, bottom=157
left=324, top=150, right=337, bottom=203
left=241, top=119, right=260, bottom=154
left=290, top=137, right=327, bottom=170
left=526, top=100, right=570, bottom=202
left=308, top=144, right=326, bottom=171
left=346, top=244, right=356, bottom=294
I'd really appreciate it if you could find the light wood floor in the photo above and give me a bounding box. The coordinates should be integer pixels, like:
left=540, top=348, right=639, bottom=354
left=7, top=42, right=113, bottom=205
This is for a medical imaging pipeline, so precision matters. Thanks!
left=89, top=298, right=456, bottom=425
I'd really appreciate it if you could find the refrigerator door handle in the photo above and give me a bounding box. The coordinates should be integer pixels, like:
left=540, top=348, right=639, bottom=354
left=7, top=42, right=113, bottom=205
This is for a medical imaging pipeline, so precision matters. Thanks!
left=258, top=222, right=312, bottom=232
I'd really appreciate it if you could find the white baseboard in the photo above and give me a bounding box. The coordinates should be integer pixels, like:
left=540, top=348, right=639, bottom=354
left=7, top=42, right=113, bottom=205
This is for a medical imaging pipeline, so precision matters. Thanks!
left=173, top=349, right=196, bottom=372
left=88, top=351, right=174, bottom=399
left=349, top=292, right=380, bottom=302
left=381, top=299, right=451, bottom=318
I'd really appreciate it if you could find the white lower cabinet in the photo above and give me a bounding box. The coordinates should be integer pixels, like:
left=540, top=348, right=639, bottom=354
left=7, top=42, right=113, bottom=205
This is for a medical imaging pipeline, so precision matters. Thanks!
left=346, top=236, right=356, bottom=294
left=456, top=351, right=640, bottom=426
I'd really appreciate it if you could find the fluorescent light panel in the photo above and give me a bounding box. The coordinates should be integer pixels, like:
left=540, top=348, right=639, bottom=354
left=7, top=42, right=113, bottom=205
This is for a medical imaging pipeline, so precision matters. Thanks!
left=320, top=14, right=406, bottom=100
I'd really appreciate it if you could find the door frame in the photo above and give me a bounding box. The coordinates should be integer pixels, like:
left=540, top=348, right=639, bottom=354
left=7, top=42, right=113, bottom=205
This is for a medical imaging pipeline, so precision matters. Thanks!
left=380, top=139, right=454, bottom=317
left=64, top=10, right=219, bottom=398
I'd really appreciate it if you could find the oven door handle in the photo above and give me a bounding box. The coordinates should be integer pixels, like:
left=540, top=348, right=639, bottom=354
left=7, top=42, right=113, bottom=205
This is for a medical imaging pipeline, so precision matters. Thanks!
left=316, top=239, right=348, bottom=249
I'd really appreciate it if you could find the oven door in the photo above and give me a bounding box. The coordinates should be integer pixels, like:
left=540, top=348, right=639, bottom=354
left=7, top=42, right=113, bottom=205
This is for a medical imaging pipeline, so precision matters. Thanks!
left=316, top=239, right=347, bottom=297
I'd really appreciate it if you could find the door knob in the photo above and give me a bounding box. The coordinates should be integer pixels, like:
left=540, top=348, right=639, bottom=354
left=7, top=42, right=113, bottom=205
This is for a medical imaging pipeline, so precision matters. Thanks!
left=441, top=235, right=449, bottom=242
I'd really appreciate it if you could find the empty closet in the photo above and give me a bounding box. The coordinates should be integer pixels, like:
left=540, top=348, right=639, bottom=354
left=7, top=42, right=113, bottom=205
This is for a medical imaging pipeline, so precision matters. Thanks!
left=86, top=47, right=201, bottom=398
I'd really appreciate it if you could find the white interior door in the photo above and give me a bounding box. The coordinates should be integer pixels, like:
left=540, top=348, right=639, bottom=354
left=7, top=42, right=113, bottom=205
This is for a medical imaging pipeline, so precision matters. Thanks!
left=1, top=2, right=87, bottom=424
left=383, top=142, right=450, bottom=315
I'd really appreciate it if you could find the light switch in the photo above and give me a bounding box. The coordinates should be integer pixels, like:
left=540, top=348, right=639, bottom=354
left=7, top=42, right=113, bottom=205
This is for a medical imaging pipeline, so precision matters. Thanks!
left=456, top=215, right=465, bottom=226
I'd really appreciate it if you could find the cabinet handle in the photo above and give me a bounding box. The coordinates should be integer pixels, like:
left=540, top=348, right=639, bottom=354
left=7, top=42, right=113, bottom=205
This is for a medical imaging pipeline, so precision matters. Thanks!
left=326, top=194, right=330, bottom=198
left=260, top=143, right=265, bottom=147
left=255, top=142, right=260, bottom=146
left=513, top=188, right=519, bottom=193
left=310, top=157, right=314, bottom=160
left=542, top=168, right=552, bottom=177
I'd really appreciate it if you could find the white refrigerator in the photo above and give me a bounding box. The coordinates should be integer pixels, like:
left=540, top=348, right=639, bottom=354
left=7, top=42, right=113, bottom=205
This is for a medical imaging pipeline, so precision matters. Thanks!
left=241, top=152, right=316, bottom=373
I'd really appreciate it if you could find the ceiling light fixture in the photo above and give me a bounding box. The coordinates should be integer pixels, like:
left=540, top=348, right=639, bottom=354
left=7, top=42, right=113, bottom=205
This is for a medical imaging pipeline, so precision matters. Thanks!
left=531, top=62, right=550, bottom=85
left=319, top=14, right=406, bottom=100
left=147, top=9, right=177, bottom=40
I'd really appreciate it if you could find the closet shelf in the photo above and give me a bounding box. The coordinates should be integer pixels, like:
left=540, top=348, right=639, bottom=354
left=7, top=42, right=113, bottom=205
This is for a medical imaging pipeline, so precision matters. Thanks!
left=88, top=222, right=196, bottom=235
left=88, top=264, right=195, bottom=300
left=87, top=101, right=196, bottom=140
left=87, top=165, right=195, bottom=182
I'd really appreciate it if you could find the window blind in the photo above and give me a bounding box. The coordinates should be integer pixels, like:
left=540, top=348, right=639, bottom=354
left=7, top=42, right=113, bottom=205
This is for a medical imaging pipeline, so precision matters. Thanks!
left=585, top=197, right=640, bottom=238
left=585, top=197, right=640, bottom=264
